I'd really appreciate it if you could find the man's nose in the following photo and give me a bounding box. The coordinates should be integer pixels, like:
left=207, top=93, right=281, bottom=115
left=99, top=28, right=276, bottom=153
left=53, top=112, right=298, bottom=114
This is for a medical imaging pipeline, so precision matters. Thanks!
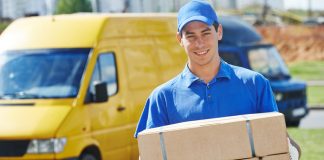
left=195, top=36, right=204, bottom=48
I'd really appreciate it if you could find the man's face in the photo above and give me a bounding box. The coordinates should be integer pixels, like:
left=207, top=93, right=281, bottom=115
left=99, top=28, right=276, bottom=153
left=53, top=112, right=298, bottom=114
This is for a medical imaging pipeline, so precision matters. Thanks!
left=177, top=21, right=222, bottom=69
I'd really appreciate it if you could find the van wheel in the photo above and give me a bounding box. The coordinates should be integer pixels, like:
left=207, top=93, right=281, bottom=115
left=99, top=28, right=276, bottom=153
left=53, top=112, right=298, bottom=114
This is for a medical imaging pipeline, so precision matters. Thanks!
left=287, top=120, right=300, bottom=127
left=80, top=153, right=98, bottom=160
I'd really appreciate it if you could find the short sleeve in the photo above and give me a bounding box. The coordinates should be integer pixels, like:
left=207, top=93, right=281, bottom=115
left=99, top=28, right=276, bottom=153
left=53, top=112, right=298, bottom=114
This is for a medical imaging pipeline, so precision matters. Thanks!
left=256, top=75, right=279, bottom=113
left=134, top=89, right=169, bottom=138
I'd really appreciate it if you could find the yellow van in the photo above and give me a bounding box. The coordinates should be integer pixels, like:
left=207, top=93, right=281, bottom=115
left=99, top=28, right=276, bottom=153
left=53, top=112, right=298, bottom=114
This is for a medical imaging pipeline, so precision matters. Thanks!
left=0, top=14, right=186, bottom=160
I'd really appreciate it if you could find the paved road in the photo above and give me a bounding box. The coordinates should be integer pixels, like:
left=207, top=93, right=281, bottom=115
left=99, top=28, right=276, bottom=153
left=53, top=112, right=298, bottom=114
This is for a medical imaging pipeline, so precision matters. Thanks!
left=299, top=108, right=324, bottom=129
left=307, top=80, right=324, bottom=86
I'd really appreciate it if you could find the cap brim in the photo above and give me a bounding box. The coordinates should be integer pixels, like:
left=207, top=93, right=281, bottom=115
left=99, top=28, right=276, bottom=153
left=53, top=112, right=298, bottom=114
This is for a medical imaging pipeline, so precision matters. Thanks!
left=178, top=16, right=214, bottom=32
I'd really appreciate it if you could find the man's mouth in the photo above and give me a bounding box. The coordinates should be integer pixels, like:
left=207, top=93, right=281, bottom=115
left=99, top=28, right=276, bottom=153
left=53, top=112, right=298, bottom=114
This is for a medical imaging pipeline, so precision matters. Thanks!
left=194, top=49, right=209, bottom=55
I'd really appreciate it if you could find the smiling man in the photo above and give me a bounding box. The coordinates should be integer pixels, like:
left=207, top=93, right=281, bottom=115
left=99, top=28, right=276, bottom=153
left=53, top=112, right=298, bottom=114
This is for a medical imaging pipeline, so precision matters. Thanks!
left=135, top=0, right=300, bottom=159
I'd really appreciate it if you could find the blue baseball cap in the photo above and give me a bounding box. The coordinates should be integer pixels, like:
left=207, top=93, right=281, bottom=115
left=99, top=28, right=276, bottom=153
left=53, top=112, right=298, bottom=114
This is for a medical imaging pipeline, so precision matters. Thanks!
left=177, top=0, right=218, bottom=33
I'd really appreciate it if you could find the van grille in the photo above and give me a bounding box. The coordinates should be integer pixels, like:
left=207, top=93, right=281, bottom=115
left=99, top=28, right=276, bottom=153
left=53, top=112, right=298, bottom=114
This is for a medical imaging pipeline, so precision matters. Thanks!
left=0, top=140, right=29, bottom=157
left=283, top=90, right=306, bottom=100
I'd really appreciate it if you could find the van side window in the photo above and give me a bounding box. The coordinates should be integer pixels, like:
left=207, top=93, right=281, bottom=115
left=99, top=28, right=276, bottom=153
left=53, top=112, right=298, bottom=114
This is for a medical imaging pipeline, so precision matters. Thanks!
left=90, top=53, right=118, bottom=96
left=219, top=52, right=242, bottom=67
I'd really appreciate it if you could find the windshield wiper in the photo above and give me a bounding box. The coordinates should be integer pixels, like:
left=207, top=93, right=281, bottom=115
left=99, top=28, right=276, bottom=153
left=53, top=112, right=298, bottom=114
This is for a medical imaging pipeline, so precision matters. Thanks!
left=0, top=92, right=42, bottom=99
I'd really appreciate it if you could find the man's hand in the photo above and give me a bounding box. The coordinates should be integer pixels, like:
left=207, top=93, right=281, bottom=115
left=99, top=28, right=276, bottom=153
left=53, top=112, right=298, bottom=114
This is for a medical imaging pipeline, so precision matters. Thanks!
left=288, top=133, right=301, bottom=160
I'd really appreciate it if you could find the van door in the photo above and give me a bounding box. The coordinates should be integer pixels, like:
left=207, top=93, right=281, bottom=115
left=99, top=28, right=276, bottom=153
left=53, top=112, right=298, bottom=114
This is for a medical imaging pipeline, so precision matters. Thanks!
left=120, top=38, right=160, bottom=159
left=85, top=51, right=131, bottom=160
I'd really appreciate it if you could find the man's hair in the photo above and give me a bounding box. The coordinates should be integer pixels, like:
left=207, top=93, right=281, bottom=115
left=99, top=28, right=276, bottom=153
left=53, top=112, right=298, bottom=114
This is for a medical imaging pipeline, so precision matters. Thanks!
left=179, top=22, right=219, bottom=37
left=213, top=23, right=219, bottom=32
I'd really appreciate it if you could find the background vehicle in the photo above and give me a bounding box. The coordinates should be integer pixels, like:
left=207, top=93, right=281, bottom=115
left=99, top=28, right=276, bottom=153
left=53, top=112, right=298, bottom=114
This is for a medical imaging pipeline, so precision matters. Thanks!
left=0, top=14, right=187, bottom=160
left=218, top=16, right=308, bottom=126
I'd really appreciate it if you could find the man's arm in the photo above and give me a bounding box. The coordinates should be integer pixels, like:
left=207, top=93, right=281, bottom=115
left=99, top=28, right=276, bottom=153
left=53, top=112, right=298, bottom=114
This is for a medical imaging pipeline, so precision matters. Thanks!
left=256, top=75, right=279, bottom=113
left=134, top=88, right=169, bottom=138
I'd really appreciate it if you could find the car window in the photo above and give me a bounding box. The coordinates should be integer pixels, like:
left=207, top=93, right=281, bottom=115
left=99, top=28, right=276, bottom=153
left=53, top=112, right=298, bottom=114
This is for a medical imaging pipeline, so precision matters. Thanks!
left=0, top=48, right=89, bottom=99
left=219, top=52, right=242, bottom=67
left=90, top=53, right=118, bottom=96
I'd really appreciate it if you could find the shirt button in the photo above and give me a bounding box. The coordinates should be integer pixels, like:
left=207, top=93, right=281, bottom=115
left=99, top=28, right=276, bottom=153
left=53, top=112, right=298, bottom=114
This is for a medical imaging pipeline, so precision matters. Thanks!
left=207, top=85, right=210, bottom=89
left=208, top=95, right=211, bottom=98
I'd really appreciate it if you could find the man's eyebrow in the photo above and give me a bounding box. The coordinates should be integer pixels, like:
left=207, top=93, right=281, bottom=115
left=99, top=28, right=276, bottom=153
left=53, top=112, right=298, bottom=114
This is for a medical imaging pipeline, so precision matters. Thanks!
left=184, top=31, right=195, bottom=36
left=183, top=27, right=211, bottom=36
left=202, top=27, right=211, bottom=33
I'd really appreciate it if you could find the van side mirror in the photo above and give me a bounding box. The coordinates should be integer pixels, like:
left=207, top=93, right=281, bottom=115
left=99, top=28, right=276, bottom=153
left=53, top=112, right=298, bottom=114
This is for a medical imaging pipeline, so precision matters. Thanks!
left=93, top=82, right=108, bottom=103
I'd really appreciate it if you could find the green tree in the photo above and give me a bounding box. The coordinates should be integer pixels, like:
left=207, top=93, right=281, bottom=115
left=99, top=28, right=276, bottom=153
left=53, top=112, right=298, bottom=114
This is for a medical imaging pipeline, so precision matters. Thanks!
left=56, top=0, right=92, bottom=14
left=0, top=22, right=11, bottom=34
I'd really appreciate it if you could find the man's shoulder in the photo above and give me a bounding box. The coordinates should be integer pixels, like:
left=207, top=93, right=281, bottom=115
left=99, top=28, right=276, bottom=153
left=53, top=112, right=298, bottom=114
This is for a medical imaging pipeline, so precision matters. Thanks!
left=151, top=74, right=182, bottom=97
left=227, top=63, right=267, bottom=82
left=230, top=65, right=263, bottom=78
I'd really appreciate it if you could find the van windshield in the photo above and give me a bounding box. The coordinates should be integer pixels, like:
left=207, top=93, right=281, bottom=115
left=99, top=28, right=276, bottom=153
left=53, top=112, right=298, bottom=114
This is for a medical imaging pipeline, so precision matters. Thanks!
left=0, top=48, right=90, bottom=99
left=248, top=46, right=290, bottom=80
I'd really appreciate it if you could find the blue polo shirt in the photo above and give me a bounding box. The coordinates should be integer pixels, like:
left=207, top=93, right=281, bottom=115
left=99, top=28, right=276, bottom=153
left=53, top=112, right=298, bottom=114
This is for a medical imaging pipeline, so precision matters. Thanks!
left=134, top=60, right=278, bottom=137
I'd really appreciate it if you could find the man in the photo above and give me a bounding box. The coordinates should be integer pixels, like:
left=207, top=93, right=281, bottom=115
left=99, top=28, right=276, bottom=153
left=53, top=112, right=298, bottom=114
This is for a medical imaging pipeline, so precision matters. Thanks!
left=135, top=0, right=300, bottom=158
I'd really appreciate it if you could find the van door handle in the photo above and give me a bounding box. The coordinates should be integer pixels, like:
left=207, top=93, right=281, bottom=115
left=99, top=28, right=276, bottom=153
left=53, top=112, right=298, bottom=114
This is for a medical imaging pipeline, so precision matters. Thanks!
left=117, top=106, right=126, bottom=112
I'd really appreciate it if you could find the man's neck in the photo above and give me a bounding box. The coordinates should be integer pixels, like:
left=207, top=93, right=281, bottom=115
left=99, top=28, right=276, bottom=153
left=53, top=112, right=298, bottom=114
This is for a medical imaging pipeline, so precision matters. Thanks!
left=189, top=58, right=221, bottom=84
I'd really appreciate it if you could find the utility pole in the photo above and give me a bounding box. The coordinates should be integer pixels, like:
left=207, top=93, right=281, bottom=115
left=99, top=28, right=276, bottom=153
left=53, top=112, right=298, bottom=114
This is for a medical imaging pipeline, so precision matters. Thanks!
left=95, top=0, right=101, bottom=12
left=262, top=0, right=269, bottom=24
left=122, top=0, right=130, bottom=13
left=172, top=0, right=176, bottom=12
left=308, top=0, right=312, bottom=18
left=0, top=0, right=2, bottom=18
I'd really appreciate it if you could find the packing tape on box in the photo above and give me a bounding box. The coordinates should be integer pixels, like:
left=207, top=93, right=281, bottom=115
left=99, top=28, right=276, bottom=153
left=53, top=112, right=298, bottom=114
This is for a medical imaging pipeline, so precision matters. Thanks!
left=242, top=115, right=256, bottom=157
left=159, top=127, right=168, bottom=160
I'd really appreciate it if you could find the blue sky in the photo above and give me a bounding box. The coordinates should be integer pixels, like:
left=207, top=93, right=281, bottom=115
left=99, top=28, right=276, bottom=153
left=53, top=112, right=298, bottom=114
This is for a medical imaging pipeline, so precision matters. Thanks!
left=284, top=0, right=324, bottom=10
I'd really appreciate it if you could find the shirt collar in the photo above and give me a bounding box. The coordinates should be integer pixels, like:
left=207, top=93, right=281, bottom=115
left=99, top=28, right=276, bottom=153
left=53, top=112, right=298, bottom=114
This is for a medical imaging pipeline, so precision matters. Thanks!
left=215, top=60, right=231, bottom=80
left=181, top=64, right=200, bottom=87
left=181, top=60, right=231, bottom=87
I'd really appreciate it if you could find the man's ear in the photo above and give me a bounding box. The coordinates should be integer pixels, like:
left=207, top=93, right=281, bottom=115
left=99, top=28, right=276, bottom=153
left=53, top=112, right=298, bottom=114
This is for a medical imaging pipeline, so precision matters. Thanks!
left=176, top=32, right=183, bottom=47
left=217, top=24, right=223, bottom=41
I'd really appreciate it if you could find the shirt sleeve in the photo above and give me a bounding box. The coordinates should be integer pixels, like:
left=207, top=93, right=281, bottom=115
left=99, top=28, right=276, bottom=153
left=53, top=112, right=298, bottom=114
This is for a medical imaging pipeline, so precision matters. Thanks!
left=256, top=75, right=279, bottom=113
left=134, top=89, right=169, bottom=138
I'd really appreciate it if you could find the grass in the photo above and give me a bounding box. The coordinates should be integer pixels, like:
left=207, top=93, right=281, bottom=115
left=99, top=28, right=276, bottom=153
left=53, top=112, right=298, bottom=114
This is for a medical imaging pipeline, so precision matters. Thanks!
left=288, top=61, right=324, bottom=81
left=287, top=128, right=324, bottom=160
left=308, top=86, right=324, bottom=107
left=288, top=61, right=324, bottom=106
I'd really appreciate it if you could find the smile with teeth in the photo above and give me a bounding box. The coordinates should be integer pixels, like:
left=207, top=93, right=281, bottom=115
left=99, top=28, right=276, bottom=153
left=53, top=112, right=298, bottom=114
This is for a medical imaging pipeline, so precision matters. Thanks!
left=194, top=49, right=209, bottom=55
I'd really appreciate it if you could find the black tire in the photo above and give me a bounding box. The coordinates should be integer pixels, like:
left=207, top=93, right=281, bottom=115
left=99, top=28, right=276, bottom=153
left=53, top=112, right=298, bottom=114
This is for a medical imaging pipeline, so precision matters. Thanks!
left=287, top=120, right=300, bottom=127
left=80, top=153, right=98, bottom=160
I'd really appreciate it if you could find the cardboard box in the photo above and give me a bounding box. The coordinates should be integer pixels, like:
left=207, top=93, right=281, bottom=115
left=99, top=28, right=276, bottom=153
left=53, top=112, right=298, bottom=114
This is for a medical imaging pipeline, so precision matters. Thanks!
left=246, top=113, right=289, bottom=157
left=138, top=112, right=289, bottom=160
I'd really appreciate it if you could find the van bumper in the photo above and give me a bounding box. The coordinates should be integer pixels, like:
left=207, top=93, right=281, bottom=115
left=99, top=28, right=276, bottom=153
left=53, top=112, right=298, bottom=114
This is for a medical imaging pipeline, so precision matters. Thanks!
left=62, top=157, right=78, bottom=160
left=281, top=105, right=309, bottom=126
left=0, top=156, right=78, bottom=160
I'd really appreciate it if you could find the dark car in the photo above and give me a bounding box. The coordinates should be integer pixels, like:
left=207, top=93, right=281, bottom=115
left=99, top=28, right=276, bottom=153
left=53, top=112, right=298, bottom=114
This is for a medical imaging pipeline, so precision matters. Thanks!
left=303, top=17, right=324, bottom=25
left=218, top=16, right=308, bottom=126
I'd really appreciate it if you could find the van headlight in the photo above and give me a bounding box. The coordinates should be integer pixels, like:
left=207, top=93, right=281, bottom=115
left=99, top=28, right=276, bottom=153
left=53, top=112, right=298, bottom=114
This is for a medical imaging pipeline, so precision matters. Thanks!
left=275, top=92, right=283, bottom=101
left=27, top=138, right=67, bottom=154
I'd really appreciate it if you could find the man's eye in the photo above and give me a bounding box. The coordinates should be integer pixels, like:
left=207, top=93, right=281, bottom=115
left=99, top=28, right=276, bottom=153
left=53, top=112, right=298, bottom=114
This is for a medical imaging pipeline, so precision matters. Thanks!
left=203, top=32, right=211, bottom=35
left=186, top=36, right=195, bottom=39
